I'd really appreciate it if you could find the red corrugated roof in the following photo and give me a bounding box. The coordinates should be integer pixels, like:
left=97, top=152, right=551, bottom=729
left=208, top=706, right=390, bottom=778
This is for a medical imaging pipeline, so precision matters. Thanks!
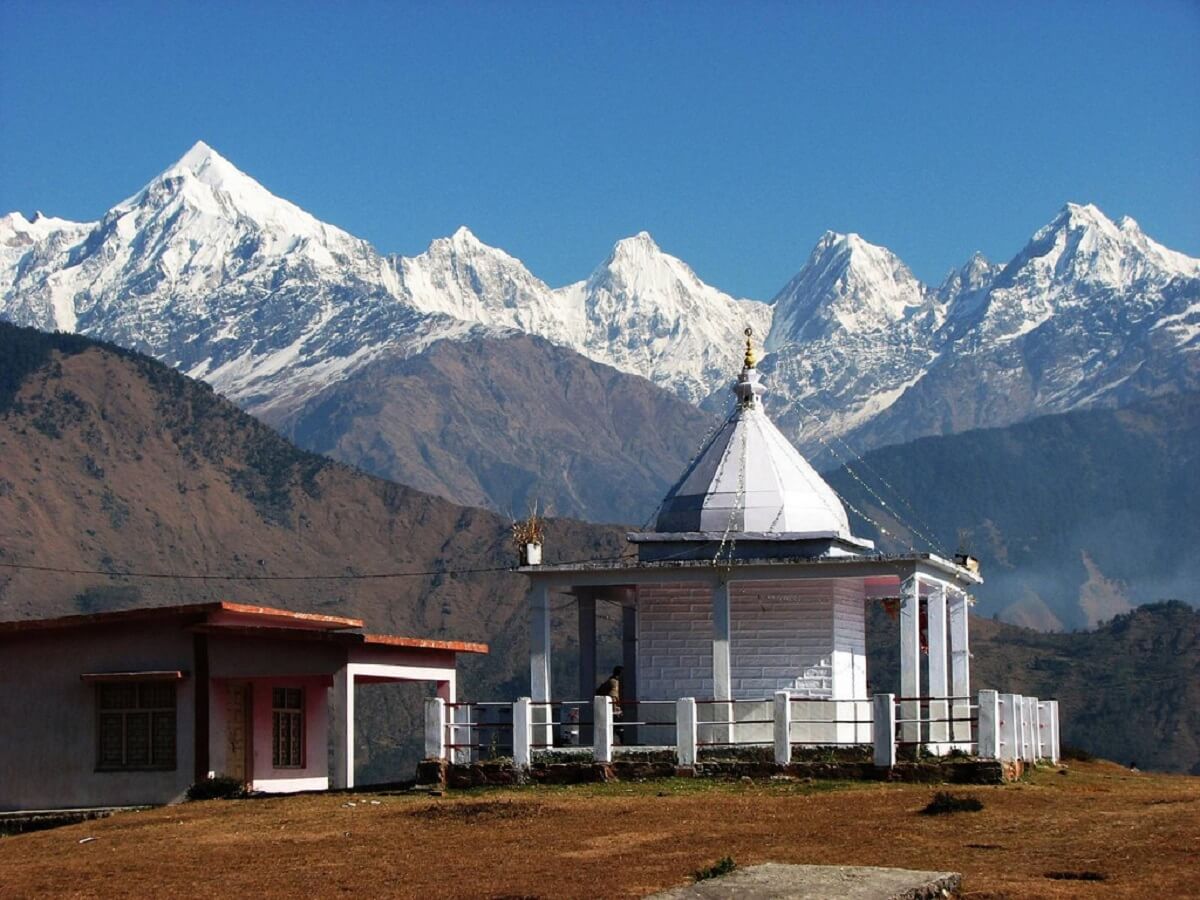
left=0, top=601, right=363, bottom=633
left=0, top=601, right=488, bottom=655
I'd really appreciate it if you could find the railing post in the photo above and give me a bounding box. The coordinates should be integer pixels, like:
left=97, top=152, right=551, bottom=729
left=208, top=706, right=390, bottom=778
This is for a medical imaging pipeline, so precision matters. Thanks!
left=873, top=693, right=896, bottom=768
left=1026, top=697, right=1039, bottom=763
left=976, top=690, right=999, bottom=759
left=514, top=697, right=532, bottom=769
left=594, top=695, right=613, bottom=764
left=425, top=697, right=447, bottom=761
left=773, top=691, right=791, bottom=765
left=999, top=693, right=1018, bottom=763
left=1048, top=701, right=1061, bottom=764
left=676, top=697, right=698, bottom=767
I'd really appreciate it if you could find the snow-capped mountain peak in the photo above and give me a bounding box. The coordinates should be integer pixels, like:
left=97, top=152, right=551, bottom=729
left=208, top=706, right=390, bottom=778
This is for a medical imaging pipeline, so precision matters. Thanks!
left=766, top=230, right=933, bottom=348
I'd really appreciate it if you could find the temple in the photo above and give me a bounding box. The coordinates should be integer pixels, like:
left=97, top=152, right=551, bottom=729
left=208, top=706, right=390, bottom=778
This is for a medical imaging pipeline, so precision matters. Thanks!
left=426, top=329, right=1060, bottom=772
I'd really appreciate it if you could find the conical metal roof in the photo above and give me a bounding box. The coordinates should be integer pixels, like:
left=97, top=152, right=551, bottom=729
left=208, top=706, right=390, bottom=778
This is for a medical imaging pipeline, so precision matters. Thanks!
left=654, top=334, right=850, bottom=537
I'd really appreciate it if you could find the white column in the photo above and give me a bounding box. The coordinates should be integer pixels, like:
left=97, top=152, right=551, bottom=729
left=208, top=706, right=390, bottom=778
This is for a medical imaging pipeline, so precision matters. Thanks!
left=594, top=696, right=613, bottom=764
left=530, top=582, right=551, bottom=702
left=873, top=693, right=896, bottom=768
left=529, top=582, right=552, bottom=750
left=949, top=588, right=971, bottom=744
left=927, top=584, right=950, bottom=751
left=773, top=691, right=792, bottom=765
left=513, top=697, right=532, bottom=769
left=1035, top=700, right=1047, bottom=761
left=424, top=697, right=446, bottom=761
left=711, top=580, right=733, bottom=746
left=622, top=601, right=639, bottom=745
left=976, top=690, right=1000, bottom=759
left=330, top=665, right=354, bottom=789
left=676, top=697, right=698, bottom=767
left=899, top=576, right=922, bottom=745
left=577, top=592, right=596, bottom=700
left=999, top=693, right=1019, bottom=763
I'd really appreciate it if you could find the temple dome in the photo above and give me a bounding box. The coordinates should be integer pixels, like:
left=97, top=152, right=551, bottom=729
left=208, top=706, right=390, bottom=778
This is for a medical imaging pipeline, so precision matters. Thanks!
left=654, top=334, right=851, bottom=538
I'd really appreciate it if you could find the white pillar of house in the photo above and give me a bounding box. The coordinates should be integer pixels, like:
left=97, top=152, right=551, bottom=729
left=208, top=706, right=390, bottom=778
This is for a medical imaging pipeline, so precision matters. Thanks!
left=899, top=575, right=922, bottom=746
left=425, top=697, right=447, bottom=761
left=927, top=583, right=950, bottom=751
left=949, top=588, right=972, bottom=745
left=712, top=580, right=734, bottom=746
left=529, top=582, right=552, bottom=750
left=577, top=591, right=597, bottom=700
left=330, top=665, right=355, bottom=789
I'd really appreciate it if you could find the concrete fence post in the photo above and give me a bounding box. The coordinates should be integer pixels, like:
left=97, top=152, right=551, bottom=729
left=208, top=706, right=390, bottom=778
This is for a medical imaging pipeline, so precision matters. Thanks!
left=1048, top=701, right=1061, bottom=764
left=513, top=697, right=532, bottom=769
left=999, top=693, right=1019, bottom=763
left=1036, top=700, right=1049, bottom=761
left=676, top=697, right=698, bottom=767
left=773, top=691, right=792, bottom=765
left=976, top=690, right=1000, bottom=760
left=873, top=693, right=896, bottom=768
left=594, top=695, right=614, bottom=764
left=425, top=697, right=447, bottom=761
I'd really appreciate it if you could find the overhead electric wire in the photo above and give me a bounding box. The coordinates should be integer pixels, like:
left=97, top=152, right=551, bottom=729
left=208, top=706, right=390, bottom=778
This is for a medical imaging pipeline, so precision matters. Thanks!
left=0, top=550, right=639, bottom=583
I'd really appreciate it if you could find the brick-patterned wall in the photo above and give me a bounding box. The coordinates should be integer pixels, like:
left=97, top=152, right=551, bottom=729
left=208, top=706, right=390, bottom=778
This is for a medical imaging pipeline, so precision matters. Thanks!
left=636, top=582, right=715, bottom=700
left=636, top=579, right=867, bottom=701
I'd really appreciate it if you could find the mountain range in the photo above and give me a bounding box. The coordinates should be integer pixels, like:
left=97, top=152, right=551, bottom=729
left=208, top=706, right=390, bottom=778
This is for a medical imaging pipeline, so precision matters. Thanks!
left=3, top=142, right=1196, bottom=477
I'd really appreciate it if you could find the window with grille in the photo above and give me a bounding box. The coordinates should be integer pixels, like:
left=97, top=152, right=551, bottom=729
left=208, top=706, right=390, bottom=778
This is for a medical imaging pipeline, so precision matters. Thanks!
left=96, top=682, right=177, bottom=771
left=272, top=687, right=304, bottom=768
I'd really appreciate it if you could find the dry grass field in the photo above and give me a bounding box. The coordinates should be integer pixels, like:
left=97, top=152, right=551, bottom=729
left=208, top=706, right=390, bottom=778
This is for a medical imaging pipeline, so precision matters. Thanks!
left=1, top=761, right=1197, bottom=899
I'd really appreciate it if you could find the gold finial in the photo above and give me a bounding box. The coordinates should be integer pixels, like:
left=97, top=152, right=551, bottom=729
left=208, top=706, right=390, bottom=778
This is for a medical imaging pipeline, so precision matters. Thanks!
left=742, top=326, right=757, bottom=369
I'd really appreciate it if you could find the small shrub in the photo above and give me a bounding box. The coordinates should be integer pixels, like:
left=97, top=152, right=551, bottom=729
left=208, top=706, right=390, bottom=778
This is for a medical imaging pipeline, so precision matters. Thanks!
left=1060, top=744, right=1094, bottom=762
left=920, top=791, right=983, bottom=815
left=693, top=856, right=736, bottom=881
left=1044, top=871, right=1107, bottom=882
left=186, top=776, right=246, bottom=801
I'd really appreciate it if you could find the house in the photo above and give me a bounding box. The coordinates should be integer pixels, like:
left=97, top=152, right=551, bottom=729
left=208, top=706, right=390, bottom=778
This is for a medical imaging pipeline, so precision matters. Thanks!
left=0, top=601, right=486, bottom=811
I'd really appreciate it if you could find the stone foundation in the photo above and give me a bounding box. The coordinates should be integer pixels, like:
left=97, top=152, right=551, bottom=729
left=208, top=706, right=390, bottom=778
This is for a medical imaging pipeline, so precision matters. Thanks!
left=427, top=756, right=1013, bottom=789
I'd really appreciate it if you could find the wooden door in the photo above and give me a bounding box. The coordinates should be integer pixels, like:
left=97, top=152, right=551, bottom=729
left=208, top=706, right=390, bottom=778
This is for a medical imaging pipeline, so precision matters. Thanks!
left=225, top=683, right=254, bottom=785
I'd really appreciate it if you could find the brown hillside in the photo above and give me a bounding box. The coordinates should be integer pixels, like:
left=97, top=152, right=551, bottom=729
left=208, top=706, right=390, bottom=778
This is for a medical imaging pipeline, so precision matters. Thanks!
left=273, top=333, right=717, bottom=524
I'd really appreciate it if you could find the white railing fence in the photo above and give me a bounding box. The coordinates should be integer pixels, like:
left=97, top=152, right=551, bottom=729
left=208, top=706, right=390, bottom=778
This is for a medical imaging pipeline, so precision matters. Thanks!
left=424, top=689, right=1060, bottom=769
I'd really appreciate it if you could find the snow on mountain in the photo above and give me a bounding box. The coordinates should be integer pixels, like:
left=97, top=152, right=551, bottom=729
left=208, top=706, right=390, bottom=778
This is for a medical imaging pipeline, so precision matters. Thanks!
left=391, top=227, right=576, bottom=342
left=0, top=142, right=464, bottom=417
left=396, top=229, right=771, bottom=403
left=555, top=232, right=772, bottom=403
left=2, top=143, right=1197, bottom=470
left=748, top=231, right=946, bottom=455
left=841, top=203, right=1200, bottom=454
left=1, top=212, right=96, bottom=330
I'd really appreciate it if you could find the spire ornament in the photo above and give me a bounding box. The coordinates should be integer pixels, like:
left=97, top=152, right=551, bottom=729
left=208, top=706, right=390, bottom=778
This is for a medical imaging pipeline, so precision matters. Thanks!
left=743, top=326, right=757, bottom=370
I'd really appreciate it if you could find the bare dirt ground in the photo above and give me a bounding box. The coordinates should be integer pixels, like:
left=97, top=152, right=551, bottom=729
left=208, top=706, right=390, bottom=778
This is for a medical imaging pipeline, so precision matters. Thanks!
left=1, top=761, right=1197, bottom=899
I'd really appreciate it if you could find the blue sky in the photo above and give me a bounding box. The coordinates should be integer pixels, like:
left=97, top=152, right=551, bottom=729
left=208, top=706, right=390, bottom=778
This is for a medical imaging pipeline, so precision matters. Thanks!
left=2, top=1, right=1197, bottom=297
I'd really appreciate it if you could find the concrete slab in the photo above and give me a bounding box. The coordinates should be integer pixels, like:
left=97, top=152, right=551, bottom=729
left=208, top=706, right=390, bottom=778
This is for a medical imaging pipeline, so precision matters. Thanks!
left=646, top=863, right=962, bottom=899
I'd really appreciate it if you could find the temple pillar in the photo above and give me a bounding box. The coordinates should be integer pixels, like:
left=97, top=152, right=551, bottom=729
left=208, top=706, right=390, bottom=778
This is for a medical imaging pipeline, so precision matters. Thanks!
left=899, top=575, right=921, bottom=746
left=529, top=582, right=552, bottom=749
left=927, top=583, right=950, bottom=750
left=949, top=588, right=972, bottom=744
